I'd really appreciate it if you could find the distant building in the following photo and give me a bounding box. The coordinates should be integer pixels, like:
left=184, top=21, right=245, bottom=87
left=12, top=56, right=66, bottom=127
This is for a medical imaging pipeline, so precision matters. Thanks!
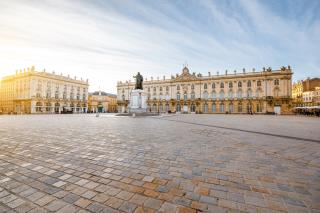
left=0, top=66, right=89, bottom=114
left=88, top=91, right=117, bottom=113
left=117, top=66, right=293, bottom=114
left=292, top=78, right=320, bottom=107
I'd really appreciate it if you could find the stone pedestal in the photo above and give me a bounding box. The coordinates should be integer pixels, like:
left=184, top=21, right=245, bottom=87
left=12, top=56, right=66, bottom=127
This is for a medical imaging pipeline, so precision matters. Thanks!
left=129, top=89, right=148, bottom=113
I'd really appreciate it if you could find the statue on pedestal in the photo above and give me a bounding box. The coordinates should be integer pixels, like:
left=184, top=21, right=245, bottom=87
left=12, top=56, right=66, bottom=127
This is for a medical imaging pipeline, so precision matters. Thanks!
left=133, top=72, right=143, bottom=90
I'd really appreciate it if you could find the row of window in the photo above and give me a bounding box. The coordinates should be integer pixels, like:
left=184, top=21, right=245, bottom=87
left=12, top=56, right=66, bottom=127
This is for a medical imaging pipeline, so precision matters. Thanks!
left=148, top=103, right=263, bottom=113
left=123, top=79, right=280, bottom=93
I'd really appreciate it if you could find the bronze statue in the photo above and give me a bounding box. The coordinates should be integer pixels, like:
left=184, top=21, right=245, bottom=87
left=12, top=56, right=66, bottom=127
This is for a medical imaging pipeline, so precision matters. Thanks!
left=133, top=72, right=143, bottom=90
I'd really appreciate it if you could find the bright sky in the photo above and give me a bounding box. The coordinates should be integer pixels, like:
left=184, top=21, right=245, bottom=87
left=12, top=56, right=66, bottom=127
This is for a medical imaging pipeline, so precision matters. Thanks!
left=0, top=0, right=319, bottom=93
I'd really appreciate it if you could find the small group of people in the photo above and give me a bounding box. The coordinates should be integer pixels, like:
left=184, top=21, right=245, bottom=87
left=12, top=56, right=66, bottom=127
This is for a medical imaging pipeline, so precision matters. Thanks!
left=293, top=106, right=320, bottom=116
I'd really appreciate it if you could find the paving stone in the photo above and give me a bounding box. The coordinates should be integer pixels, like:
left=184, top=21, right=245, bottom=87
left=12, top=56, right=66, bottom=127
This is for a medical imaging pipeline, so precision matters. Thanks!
left=35, top=195, right=55, bottom=206
left=62, top=193, right=80, bottom=204
left=45, top=199, right=68, bottom=211
left=119, top=201, right=137, bottom=213
left=0, top=115, right=319, bottom=212
left=74, top=198, right=92, bottom=208
left=199, top=196, right=218, bottom=205
left=158, top=202, right=178, bottom=212
left=116, top=191, right=134, bottom=201
left=143, top=198, right=163, bottom=209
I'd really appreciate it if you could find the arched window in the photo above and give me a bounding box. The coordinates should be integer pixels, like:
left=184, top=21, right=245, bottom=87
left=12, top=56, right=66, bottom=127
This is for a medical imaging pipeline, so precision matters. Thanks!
left=204, top=83, right=207, bottom=89
left=191, top=104, right=196, bottom=112
left=229, top=82, right=233, bottom=88
left=219, top=91, right=225, bottom=99
left=220, top=102, right=224, bottom=112
left=228, top=90, right=233, bottom=99
left=176, top=104, right=181, bottom=112
left=191, top=84, right=194, bottom=90
left=203, top=91, right=208, bottom=100
left=238, top=102, right=242, bottom=112
left=247, top=80, right=251, bottom=87
left=274, top=79, right=280, bottom=85
left=256, top=89, right=262, bottom=98
left=191, top=92, right=195, bottom=100
left=184, top=92, right=187, bottom=101
left=203, top=103, right=208, bottom=113
left=177, top=92, right=180, bottom=100
left=238, top=82, right=242, bottom=88
left=257, top=80, right=261, bottom=87
left=220, top=83, right=224, bottom=88
left=212, top=103, right=216, bottom=112
left=177, top=85, right=180, bottom=90
left=212, top=83, right=215, bottom=89
left=237, top=90, right=242, bottom=99
left=229, top=103, right=233, bottom=113
left=256, top=102, right=263, bottom=112
left=212, top=91, right=216, bottom=100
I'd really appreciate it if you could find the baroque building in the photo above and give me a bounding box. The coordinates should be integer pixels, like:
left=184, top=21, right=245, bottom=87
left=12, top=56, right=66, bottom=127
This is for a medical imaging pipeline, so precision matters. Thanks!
left=117, top=66, right=293, bottom=114
left=0, top=66, right=89, bottom=114
left=292, top=77, right=320, bottom=107
left=88, top=91, right=117, bottom=113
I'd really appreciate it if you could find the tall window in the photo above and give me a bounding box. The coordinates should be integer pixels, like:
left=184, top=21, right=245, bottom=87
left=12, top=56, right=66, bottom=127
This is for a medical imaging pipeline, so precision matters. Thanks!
left=237, top=90, right=242, bottom=99
left=229, top=103, right=233, bottom=113
left=256, top=103, right=263, bottom=112
left=177, top=85, right=180, bottom=90
left=177, top=92, right=180, bottom=100
left=203, top=91, right=208, bottom=100
left=247, top=80, right=251, bottom=87
left=191, top=104, right=196, bottom=112
left=238, top=82, right=242, bottom=88
left=191, top=84, right=194, bottom=90
left=238, top=103, right=242, bottom=112
left=256, top=89, right=262, bottom=98
left=212, top=91, right=216, bottom=100
left=219, top=91, right=224, bottom=99
left=220, top=103, right=224, bottom=112
left=220, top=83, right=224, bottom=88
left=274, top=79, right=280, bottom=85
left=184, top=92, right=187, bottom=101
left=212, top=83, right=215, bottom=89
left=153, top=87, right=156, bottom=92
left=160, top=87, right=163, bottom=92
left=176, top=104, right=181, bottom=112
left=257, top=80, right=261, bottom=87
left=191, top=92, right=195, bottom=100
left=247, top=89, right=252, bottom=98
left=203, top=103, right=208, bottom=113
left=166, top=86, right=169, bottom=91
left=228, top=90, right=233, bottom=99
left=204, top=83, right=207, bottom=89
left=212, top=103, right=216, bottom=112
left=229, top=82, right=233, bottom=88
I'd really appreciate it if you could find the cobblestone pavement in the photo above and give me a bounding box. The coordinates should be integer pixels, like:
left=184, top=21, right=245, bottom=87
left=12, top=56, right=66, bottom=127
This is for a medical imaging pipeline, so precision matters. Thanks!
left=0, top=114, right=319, bottom=213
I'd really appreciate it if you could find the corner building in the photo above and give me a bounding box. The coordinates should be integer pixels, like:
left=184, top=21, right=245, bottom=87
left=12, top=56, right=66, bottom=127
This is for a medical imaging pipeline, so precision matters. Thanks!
left=0, top=66, right=89, bottom=114
left=117, top=66, right=293, bottom=114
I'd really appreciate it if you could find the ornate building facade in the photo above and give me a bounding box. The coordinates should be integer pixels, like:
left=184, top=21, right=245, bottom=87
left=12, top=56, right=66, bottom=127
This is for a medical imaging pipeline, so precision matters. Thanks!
left=0, top=66, right=89, bottom=114
left=88, top=91, right=117, bottom=113
left=292, top=78, right=320, bottom=107
left=117, top=66, right=293, bottom=114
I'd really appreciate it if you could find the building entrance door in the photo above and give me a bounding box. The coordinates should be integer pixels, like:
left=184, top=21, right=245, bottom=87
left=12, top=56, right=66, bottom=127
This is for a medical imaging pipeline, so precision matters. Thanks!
left=274, top=106, right=281, bottom=115
left=183, top=105, right=188, bottom=113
